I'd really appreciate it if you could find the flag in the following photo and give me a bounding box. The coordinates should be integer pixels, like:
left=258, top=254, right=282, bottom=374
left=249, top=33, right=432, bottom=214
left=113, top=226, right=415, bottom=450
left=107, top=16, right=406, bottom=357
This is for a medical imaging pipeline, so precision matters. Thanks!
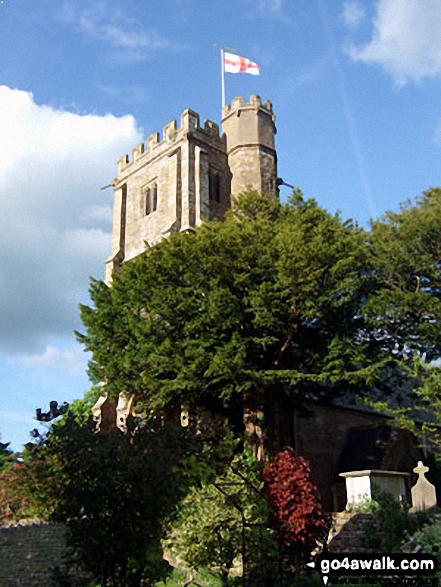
left=223, top=52, right=260, bottom=75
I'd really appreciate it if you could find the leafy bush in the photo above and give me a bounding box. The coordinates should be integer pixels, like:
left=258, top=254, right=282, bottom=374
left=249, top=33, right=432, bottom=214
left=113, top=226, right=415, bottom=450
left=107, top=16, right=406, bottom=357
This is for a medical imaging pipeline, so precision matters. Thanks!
left=402, top=519, right=441, bottom=565
left=166, top=451, right=277, bottom=586
left=362, top=492, right=426, bottom=552
left=262, top=447, right=328, bottom=566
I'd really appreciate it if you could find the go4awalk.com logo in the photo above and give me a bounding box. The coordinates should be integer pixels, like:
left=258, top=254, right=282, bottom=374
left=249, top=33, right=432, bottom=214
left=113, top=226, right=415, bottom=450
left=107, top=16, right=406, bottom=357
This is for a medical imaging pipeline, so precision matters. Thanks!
left=307, top=553, right=438, bottom=585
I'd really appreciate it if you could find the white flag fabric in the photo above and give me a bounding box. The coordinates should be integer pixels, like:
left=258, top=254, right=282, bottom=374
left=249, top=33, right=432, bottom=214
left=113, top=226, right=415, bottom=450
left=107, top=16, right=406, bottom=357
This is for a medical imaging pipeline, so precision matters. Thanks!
left=224, top=52, right=260, bottom=75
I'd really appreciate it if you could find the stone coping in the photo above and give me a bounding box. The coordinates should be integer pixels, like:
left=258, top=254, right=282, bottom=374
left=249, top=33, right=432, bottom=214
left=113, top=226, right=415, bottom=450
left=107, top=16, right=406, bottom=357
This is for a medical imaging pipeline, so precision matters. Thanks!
left=339, top=469, right=411, bottom=478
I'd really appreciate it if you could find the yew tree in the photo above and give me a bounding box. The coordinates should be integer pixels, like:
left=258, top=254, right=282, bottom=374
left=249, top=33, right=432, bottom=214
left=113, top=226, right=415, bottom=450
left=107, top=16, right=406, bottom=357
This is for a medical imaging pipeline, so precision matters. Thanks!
left=77, top=190, right=374, bottom=415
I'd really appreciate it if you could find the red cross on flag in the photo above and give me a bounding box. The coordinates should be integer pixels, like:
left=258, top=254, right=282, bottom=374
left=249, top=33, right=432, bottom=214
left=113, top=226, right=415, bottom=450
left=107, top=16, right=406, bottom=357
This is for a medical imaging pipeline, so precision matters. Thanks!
left=223, top=52, right=260, bottom=75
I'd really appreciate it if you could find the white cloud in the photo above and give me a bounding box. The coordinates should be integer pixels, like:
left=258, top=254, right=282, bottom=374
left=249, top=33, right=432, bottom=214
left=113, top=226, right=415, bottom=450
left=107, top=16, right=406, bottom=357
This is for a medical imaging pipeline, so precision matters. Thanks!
left=0, top=85, right=142, bottom=355
left=82, top=204, right=113, bottom=223
left=61, top=2, right=182, bottom=61
left=342, top=1, right=365, bottom=31
left=19, top=344, right=89, bottom=374
left=257, top=0, right=283, bottom=14
left=348, top=0, right=441, bottom=84
left=244, top=0, right=292, bottom=24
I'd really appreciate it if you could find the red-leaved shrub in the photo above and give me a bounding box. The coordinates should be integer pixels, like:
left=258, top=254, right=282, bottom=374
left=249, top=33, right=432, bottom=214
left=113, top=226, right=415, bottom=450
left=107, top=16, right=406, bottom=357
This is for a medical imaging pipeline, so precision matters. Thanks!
left=262, top=447, right=327, bottom=558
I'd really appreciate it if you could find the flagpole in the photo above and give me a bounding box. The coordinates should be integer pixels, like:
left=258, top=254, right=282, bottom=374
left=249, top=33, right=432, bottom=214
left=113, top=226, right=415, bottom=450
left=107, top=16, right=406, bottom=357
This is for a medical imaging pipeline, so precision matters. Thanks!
left=221, top=46, right=226, bottom=110
left=215, top=44, right=236, bottom=112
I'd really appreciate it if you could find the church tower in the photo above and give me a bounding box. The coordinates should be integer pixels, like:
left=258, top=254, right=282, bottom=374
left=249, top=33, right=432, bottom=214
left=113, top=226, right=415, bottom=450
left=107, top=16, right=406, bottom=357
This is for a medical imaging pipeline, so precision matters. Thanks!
left=106, top=96, right=278, bottom=283
left=222, top=94, right=278, bottom=198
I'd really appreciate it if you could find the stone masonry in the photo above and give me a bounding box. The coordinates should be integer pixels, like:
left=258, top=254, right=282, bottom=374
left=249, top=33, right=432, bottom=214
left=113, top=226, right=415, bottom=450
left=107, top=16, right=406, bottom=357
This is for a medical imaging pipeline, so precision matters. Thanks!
left=222, top=95, right=277, bottom=197
left=0, top=521, right=88, bottom=586
left=106, top=95, right=278, bottom=283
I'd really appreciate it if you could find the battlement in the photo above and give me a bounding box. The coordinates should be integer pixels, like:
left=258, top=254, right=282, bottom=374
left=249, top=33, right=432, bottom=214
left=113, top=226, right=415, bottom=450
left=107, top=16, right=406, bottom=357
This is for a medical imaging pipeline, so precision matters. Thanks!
left=107, top=96, right=278, bottom=283
left=118, top=108, right=224, bottom=174
left=222, top=94, right=274, bottom=118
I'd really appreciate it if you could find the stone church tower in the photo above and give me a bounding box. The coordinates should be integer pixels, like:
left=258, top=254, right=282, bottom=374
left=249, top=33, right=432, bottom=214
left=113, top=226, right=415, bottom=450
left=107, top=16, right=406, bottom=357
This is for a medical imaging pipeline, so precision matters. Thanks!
left=105, top=94, right=277, bottom=283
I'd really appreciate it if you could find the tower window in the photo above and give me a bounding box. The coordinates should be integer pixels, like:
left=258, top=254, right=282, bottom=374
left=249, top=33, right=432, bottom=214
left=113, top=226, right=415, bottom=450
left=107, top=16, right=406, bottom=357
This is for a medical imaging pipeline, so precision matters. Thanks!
left=153, top=183, right=158, bottom=212
left=145, top=188, right=151, bottom=215
left=209, top=170, right=221, bottom=203
left=144, top=183, right=158, bottom=216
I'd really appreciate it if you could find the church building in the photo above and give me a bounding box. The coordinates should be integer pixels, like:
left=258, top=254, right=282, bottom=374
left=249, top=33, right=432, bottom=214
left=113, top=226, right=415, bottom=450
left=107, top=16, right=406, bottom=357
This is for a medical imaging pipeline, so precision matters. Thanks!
left=104, top=96, right=422, bottom=511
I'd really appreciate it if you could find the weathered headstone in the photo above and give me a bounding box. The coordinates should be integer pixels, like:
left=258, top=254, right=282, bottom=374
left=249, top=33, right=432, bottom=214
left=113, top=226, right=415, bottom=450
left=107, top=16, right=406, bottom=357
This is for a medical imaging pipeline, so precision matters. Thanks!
left=409, top=461, right=437, bottom=513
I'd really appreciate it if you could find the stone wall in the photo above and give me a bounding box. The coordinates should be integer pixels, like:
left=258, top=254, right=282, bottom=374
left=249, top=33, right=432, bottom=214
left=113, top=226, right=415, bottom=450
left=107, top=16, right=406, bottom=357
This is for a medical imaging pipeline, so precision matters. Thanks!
left=222, top=95, right=277, bottom=198
left=0, top=521, right=87, bottom=587
left=106, top=108, right=231, bottom=283
left=296, top=404, right=388, bottom=511
left=328, top=512, right=381, bottom=553
left=106, top=95, right=278, bottom=283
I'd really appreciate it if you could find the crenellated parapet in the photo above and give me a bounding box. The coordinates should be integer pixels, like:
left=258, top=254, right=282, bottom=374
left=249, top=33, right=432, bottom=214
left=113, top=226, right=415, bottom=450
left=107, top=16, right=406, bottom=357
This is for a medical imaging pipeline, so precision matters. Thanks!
left=118, top=109, right=225, bottom=175
left=107, top=96, right=277, bottom=283
left=222, top=94, right=275, bottom=120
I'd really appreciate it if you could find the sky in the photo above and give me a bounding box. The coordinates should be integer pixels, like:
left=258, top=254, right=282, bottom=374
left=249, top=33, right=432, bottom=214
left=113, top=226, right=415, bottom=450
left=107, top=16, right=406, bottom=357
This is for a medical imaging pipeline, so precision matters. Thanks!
left=0, top=0, right=440, bottom=451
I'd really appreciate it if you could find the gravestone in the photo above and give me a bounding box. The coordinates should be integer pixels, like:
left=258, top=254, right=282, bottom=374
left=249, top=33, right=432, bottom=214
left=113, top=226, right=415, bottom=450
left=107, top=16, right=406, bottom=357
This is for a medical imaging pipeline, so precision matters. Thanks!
left=409, top=461, right=437, bottom=513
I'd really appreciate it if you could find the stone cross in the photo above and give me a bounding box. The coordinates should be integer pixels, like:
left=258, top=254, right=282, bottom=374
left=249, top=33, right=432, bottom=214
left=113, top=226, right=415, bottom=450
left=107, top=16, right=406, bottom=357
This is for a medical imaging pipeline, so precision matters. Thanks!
left=409, top=461, right=438, bottom=513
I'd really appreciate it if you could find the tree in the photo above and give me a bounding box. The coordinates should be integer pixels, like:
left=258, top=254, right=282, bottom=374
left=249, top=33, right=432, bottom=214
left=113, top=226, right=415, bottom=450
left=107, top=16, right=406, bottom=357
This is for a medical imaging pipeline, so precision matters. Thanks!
left=77, top=190, right=376, bottom=441
left=0, top=440, right=12, bottom=473
left=167, top=452, right=277, bottom=586
left=262, top=448, right=327, bottom=565
left=366, top=188, right=441, bottom=364
left=49, top=416, right=199, bottom=586
left=0, top=402, right=234, bottom=587
left=0, top=394, right=103, bottom=525
left=0, top=440, right=58, bottom=524
left=363, top=188, right=441, bottom=446
left=0, top=442, right=35, bottom=525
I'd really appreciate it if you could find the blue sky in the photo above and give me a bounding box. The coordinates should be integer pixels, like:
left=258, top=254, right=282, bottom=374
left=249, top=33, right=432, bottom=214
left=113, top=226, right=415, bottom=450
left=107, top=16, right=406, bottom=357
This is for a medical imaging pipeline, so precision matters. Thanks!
left=1, top=0, right=440, bottom=450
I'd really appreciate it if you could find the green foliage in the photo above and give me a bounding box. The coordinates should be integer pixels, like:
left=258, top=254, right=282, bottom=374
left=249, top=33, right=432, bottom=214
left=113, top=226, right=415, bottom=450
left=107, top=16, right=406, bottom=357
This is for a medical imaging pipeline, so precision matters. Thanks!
left=55, top=388, right=101, bottom=426
left=292, top=574, right=327, bottom=587
left=0, top=440, right=12, bottom=473
left=154, top=567, right=224, bottom=586
left=166, top=451, right=277, bottom=586
left=352, top=497, right=381, bottom=514
left=0, top=396, right=106, bottom=525
left=1, top=405, right=235, bottom=587
left=366, top=188, right=441, bottom=362
left=0, top=441, right=59, bottom=523
left=360, top=188, right=441, bottom=446
left=77, top=190, right=374, bottom=416
left=368, top=362, right=441, bottom=452
left=362, top=492, right=421, bottom=552
left=403, top=519, right=441, bottom=569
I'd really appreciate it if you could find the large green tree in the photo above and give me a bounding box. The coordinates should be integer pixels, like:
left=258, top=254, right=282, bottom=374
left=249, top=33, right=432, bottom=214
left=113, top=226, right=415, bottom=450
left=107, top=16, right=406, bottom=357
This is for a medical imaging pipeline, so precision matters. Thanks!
left=363, top=188, right=441, bottom=445
left=77, top=191, right=375, bottom=424
left=77, top=186, right=441, bottom=450
left=366, top=187, right=441, bottom=363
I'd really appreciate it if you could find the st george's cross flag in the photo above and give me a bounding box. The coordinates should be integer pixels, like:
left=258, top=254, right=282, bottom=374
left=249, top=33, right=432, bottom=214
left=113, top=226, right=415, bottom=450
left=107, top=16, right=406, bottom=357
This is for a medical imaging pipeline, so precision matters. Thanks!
left=223, top=51, right=260, bottom=75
